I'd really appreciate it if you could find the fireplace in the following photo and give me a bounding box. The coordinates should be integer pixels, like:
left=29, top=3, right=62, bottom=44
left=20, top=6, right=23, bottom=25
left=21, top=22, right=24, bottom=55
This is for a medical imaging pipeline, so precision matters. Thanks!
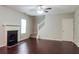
left=7, top=30, right=18, bottom=46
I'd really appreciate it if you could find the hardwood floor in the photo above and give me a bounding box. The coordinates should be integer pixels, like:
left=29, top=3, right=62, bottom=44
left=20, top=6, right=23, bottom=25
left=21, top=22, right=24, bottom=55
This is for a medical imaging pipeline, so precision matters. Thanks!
left=0, top=38, right=79, bottom=54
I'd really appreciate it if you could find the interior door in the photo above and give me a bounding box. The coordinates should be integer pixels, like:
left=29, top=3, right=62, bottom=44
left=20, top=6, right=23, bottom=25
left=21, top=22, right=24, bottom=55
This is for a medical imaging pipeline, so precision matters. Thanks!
left=62, top=18, right=73, bottom=42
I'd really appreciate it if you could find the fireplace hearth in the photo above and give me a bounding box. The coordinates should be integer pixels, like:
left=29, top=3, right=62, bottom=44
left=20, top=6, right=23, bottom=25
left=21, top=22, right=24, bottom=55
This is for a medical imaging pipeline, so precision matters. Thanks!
left=7, top=30, right=18, bottom=46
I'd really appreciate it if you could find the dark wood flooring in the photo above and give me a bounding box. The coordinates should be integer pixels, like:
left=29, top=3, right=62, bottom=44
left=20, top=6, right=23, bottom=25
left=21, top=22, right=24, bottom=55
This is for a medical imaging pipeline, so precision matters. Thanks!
left=0, top=38, right=79, bottom=54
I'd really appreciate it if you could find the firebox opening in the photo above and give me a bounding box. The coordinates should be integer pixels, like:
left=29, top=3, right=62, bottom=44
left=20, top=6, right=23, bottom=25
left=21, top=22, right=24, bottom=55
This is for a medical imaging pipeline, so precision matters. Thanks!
left=7, top=30, right=18, bottom=46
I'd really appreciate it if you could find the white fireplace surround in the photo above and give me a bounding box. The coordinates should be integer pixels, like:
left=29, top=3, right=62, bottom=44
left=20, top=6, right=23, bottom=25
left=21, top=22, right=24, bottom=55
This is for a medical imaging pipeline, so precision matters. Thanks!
left=0, top=24, right=21, bottom=47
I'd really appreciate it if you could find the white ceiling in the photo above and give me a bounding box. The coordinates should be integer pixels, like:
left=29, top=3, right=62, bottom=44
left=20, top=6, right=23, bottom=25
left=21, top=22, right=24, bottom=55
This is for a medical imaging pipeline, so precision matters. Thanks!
left=5, top=5, right=79, bottom=16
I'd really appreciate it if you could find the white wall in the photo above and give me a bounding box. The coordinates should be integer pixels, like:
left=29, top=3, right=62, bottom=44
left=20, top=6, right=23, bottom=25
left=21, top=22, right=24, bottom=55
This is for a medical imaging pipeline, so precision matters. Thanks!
left=36, top=14, right=74, bottom=41
left=37, top=15, right=62, bottom=40
left=34, top=16, right=45, bottom=33
left=20, top=15, right=33, bottom=40
left=62, top=18, right=73, bottom=42
left=74, top=9, right=79, bottom=47
left=0, top=6, right=33, bottom=47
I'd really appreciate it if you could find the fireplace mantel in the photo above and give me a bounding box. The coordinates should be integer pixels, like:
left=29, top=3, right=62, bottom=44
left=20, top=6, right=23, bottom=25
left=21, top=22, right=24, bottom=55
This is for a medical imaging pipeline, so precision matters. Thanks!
left=2, top=25, right=20, bottom=27
left=0, top=24, right=21, bottom=47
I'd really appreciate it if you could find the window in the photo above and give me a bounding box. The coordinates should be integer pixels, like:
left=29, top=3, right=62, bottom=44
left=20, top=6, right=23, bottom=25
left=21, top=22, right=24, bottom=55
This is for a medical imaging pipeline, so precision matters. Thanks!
left=21, top=18, right=26, bottom=34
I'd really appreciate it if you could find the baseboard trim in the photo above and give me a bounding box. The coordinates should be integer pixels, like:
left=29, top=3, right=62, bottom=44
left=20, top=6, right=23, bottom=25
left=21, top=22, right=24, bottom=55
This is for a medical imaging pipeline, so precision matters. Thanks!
left=73, top=41, right=79, bottom=48
left=0, top=37, right=30, bottom=48
left=7, top=38, right=30, bottom=48
left=0, top=37, right=77, bottom=48
left=0, top=45, right=7, bottom=48
left=28, top=37, right=74, bottom=43
left=31, top=37, right=77, bottom=46
left=37, top=37, right=73, bottom=42
left=29, top=36, right=37, bottom=39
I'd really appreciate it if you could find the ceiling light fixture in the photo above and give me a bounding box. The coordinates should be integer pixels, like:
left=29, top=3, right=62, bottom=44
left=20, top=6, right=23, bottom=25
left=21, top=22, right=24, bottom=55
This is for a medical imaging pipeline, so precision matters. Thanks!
left=37, top=10, right=43, bottom=14
left=37, top=5, right=52, bottom=14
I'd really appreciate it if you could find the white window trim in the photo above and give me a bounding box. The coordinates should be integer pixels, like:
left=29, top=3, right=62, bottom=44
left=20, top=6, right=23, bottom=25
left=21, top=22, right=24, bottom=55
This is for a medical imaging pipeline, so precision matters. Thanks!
left=21, top=18, right=27, bottom=34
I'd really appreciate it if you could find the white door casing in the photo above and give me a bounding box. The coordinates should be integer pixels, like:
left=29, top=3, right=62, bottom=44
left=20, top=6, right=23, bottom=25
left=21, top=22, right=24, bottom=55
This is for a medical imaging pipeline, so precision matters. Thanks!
left=62, top=18, right=73, bottom=42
